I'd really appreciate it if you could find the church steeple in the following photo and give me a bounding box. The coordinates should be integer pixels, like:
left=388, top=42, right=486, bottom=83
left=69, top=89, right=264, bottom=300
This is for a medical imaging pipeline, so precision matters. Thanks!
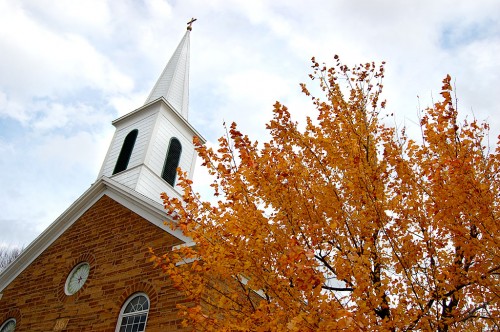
left=97, top=23, right=205, bottom=204
left=144, top=22, right=192, bottom=119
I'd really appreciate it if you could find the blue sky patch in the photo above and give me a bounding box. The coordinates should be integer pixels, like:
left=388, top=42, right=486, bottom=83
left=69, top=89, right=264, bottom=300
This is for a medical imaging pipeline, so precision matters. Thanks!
left=440, top=19, right=498, bottom=49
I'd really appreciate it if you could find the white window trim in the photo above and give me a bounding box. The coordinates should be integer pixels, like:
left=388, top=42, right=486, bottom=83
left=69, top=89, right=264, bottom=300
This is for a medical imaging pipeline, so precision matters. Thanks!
left=64, top=262, right=90, bottom=295
left=0, top=318, right=16, bottom=332
left=115, top=292, right=150, bottom=332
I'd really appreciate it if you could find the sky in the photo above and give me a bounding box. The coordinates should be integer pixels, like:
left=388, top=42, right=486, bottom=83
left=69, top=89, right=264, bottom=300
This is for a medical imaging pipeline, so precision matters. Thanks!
left=0, top=0, right=499, bottom=248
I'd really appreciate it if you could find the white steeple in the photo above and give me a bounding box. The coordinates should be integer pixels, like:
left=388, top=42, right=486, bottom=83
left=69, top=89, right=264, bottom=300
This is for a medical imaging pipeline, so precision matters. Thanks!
left=97, top=22, right=205, bottom=204
left=144, top=26, right=191, bottom=119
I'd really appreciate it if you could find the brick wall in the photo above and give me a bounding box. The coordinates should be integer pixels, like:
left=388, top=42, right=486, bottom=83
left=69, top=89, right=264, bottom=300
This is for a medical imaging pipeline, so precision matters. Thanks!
left=0, top=195, right=190, bottom=331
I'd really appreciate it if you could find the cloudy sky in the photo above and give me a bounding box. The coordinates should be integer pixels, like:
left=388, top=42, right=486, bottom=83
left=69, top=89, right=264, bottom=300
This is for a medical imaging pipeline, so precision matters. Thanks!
left=0, top=0, right=499, bottom=248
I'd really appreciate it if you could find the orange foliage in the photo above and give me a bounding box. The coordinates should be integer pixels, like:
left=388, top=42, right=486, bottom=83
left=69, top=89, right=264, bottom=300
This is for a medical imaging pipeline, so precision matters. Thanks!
left=153, top=57, right=500, bottom=331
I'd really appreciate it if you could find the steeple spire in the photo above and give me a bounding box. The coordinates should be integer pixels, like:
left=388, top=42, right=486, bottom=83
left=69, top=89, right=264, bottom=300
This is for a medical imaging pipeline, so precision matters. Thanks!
left=144, top=22, right=194, bottom=119
left=98, top=20, right=204, bottom=206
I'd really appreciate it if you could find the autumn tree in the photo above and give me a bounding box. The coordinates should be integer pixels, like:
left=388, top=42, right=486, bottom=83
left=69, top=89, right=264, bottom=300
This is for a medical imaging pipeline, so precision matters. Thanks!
left=154, top=57, right=500, bottom=331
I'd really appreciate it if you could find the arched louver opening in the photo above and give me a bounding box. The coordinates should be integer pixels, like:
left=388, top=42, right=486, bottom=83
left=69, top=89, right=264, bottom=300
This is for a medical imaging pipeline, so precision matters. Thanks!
left=162, top=138, right=182, bottom=186
left=113, top=129, right=138, bottom=175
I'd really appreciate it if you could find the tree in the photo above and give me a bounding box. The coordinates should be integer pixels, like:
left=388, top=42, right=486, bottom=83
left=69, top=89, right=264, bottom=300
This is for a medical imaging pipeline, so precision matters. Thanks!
left=0, top=246, right=22, bottom=272
left=153, top=57, right=500, bottom=331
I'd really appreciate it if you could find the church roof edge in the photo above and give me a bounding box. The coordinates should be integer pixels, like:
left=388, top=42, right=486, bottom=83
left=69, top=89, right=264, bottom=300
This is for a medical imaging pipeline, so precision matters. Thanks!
left=112, top=97, right=206, bottom=144
left=0, top=176, right=191, bottom=293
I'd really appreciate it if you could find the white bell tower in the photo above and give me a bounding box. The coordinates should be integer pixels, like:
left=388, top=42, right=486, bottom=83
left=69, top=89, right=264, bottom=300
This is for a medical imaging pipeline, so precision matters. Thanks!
left=97, top=22, right=204, bottom=204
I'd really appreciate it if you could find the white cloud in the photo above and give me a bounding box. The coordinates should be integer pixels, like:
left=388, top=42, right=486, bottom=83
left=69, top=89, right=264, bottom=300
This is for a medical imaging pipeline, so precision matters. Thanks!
left=109, top=93, right=149, bottom=117
left=23, top=0, right=112, bottom=35
left=34, top=131, right=97, bottom=168
left=0, top=0, right=133, bottom=101
left=145, top=0, right=173, bottom=19
left=0, top=91, right=28, bottom=123
left=0, top=0, right=499, bottom=248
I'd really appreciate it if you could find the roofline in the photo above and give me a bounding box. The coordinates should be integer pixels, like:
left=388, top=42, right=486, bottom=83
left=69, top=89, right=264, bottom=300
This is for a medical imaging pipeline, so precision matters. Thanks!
left=0, top=176, right=191, bottom=292
left=112, top=97, right=206, bottom=144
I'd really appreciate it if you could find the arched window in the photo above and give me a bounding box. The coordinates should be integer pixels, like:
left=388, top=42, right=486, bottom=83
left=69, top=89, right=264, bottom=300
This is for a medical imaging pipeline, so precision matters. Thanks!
left=161, top=138, right=182, bottom=186
left=113, top=129, right=139, bottom=175
left=116, top=293, right=149, bottom=332
left=0, top=318, right=16, bottom=332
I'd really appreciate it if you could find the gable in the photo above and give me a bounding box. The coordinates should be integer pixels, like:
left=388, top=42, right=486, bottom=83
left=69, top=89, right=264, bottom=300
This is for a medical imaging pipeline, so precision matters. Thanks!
left=0, top=195, right=187, bottom=330
left=0, top=177, right=191, bottom=294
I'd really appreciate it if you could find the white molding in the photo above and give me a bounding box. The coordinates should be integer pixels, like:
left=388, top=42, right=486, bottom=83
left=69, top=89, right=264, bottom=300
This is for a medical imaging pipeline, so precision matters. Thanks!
left=172, top=242, right=197, bottom=266
left=175, top=257, right=197, bottom=266
left=113, top=98, right=205, bottom=144
left=238, top=275, right=266, bottom=299
left=0, top=176, right=191, bottom=292
left=171, top=241, right=195, bottom=251
left=115, top=292, right=150, bottom=332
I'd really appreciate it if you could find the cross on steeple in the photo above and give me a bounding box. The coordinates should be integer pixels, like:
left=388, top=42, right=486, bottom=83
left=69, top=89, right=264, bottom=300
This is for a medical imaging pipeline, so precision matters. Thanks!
left=187, top=18, right=197, bottom=31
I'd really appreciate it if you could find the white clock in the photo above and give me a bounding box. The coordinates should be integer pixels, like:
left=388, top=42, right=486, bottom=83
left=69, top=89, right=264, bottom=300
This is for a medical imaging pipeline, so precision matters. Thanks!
left=64, top=262, right=90, bottom=295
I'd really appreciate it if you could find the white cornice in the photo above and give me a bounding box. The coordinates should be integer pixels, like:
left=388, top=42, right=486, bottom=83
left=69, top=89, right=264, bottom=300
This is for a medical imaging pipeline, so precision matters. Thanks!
left=0, top=176, right=191, bottom=293
left=112, top=97, right=206, bottom=144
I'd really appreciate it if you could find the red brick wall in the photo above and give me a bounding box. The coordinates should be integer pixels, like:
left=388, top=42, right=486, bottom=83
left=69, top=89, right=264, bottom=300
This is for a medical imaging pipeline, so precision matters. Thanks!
left=0, top=195, right=190, bottom=331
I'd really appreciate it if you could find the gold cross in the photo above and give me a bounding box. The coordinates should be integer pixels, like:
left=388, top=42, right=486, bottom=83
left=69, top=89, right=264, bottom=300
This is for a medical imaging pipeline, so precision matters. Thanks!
left=187, top=18, right=197, bottom=31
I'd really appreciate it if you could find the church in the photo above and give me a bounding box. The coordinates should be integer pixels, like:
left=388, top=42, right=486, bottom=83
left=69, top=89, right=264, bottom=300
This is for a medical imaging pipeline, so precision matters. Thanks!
left=0, top=22, right=203, bottom=331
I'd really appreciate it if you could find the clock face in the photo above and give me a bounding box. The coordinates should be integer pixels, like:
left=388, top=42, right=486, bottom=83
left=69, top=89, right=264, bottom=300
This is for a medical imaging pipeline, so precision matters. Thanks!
left=0, top=319, right=16, bottom=332
left=65, top=262, right=90, bottom=295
